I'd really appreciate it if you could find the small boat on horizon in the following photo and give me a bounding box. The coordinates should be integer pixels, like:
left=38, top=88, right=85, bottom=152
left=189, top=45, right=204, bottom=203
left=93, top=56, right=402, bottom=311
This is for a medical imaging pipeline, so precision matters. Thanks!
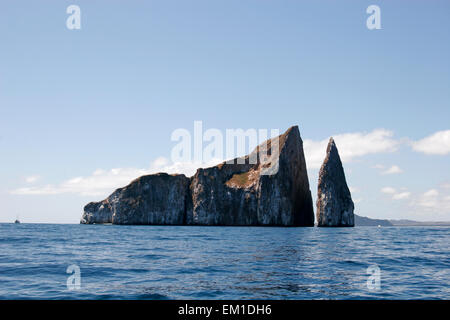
left=14, top=219, right=20, bottom=224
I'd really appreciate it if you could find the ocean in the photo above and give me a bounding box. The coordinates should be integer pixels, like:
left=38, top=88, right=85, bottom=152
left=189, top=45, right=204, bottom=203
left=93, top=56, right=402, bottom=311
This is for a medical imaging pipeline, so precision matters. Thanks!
left=0, top=223, right=448, bottom=299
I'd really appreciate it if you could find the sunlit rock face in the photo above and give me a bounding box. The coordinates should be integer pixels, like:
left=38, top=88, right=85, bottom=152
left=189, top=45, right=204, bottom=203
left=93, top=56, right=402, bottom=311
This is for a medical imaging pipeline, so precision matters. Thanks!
left=316, top=138, right=355, bottom=227
left=81, top=126, right=314, bottom=226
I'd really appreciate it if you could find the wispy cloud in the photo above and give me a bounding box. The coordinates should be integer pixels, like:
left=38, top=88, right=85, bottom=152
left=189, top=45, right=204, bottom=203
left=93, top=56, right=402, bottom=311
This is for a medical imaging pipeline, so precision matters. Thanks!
left=381, top=187, right=410, bottom=200
left=304, top=129, right=399, bottom=169
left=381, top=187, right=396, bottom=194
left=392, top=192, right=411, bottom=200
left=305, top=128, right=450, bottom=173
left=11, top=157, right=221, bottom=197
left=25, top=175, right=40, bottom=183
left=380, top=184, right=450, bottom=217
left=412, top=188, right=450, bottom=212
left=411, top=130, right=450, bottom=155
left=382, top=165, right=403, bottom=175
left=373, top=164, right=403, bottom=175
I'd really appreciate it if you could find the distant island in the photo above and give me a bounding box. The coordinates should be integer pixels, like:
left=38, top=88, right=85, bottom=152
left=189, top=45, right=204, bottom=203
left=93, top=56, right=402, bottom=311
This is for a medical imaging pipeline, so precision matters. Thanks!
left=354, top=214, right=450, bottom=227
left=354, top=215, right=393, bottom=226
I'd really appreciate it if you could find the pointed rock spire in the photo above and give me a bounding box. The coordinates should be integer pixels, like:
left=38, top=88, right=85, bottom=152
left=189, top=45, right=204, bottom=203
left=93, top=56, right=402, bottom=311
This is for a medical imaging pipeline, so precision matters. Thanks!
left=316, top=137, right=355, bottom=227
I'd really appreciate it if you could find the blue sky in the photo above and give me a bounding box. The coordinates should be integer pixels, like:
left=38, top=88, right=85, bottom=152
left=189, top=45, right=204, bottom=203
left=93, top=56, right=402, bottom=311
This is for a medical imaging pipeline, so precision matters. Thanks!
left=1, top=0, right=449, bottom=223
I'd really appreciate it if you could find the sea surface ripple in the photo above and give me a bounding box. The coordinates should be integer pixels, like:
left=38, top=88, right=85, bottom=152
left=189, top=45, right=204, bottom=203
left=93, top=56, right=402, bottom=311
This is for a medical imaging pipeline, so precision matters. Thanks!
left=0, top=224, right=448, bottom=299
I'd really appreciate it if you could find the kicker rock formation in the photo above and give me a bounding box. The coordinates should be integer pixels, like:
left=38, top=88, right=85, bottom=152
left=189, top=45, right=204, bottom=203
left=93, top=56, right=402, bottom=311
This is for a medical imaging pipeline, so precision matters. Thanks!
left=316, top=138, right=355, bottom=227
left=81, top=125, right=314, bottom=226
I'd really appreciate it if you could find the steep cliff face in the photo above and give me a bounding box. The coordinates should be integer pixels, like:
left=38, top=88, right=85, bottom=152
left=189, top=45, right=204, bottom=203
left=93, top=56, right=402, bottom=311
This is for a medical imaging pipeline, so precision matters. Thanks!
left=81, top=125, right=314, bottom=226
left=189, top=126, right=314, bottom=226
left=81, top=173, right=191, bottom=225
left=316, top=138, right=355, bottom=227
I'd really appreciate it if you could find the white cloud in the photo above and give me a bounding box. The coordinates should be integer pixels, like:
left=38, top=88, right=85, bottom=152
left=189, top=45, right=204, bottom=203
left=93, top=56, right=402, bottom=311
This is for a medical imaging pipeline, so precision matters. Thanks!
left=303, top=129, right=399, bottom=169
left=372, top=164, right=403, bottom=175
left=412, top=130, right=450, bottom=155
left=25, top=175, right=40, bottom=183
left=424, top=189, right=439, bottom=197
left=10, top=157, right=222, bottom=197
left=381, top=187, right=410, bottom=200
left=392, top=192, right=411, bottom=200
left=414, top=189, right=440, bottom=209
left=411, top=188, right=450, bottom=214
left=381, top=187, right=396, bottom=194
left=381, top=165, right=403, bottom=175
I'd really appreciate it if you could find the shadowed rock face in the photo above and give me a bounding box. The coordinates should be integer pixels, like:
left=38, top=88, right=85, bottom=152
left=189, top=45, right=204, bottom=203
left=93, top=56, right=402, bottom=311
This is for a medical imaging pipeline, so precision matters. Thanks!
left=81, top=173, right=191, bottom=225
left=316, top=138, right=355, bottom=227
left=81, top=125, right=314, bottom=226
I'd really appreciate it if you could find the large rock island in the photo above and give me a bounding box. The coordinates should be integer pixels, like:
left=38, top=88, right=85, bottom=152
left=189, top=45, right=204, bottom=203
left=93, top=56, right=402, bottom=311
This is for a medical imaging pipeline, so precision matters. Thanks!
left=81, top=126, right=315, bottom=226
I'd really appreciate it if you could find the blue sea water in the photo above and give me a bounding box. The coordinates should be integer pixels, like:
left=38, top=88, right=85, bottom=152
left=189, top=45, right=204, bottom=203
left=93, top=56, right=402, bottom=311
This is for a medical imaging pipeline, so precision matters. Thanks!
left=0, top=223, right=448, bottom=299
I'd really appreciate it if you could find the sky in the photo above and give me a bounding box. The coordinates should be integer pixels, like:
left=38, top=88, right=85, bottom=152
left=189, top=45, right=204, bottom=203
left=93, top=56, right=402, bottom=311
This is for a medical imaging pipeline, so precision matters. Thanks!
left=0, top=0, right=449, bottom=223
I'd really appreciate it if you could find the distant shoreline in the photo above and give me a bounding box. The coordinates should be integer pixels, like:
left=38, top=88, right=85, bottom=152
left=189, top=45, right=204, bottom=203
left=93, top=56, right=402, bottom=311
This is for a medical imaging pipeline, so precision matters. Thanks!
left=355, top=214, right=450, bottom=227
